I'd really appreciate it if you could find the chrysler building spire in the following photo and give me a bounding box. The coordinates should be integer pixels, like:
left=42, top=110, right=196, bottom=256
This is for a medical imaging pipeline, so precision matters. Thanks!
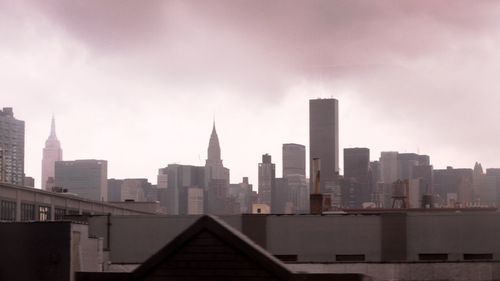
left=206, top=121, right=222, bottom=166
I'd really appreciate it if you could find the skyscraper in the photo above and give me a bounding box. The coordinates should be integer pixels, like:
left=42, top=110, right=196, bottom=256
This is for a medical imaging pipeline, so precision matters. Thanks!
left=258, top=154, right=275, bottom=206
left=380, top=152, right=399, bottom=184
left=282, top=143, right=308, bottom=213
left=162, top=164, right=206, bottom=215
left=42, top=116, right=63, bottom=190
left=205, top=122, right=230, bottom=188
left=309, top=98, right=339, bottom=192
left=54, top=160, right=108, bottom=201
left=0, top=108, right=25, bottom=186
left=344, top=147, right=370, bottom=205
left=283, top=143, right=306, bottom=177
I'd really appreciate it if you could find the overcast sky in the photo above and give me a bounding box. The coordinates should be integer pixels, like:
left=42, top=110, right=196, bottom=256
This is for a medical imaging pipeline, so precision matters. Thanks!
left=2, top=0, right=500, bottom=188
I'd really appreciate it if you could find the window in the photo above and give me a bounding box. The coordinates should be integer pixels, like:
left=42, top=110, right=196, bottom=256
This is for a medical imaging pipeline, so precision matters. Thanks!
left=20, top=203, right=35, bottom=221
left=0, top=200, right=16, bottom=221
left=67, top=209, right=80, bottom=215
left=38, top=206, right=51, bottom=221
left=419, top=253, right=448, bottom=261
left=464, top=253, right=493, bottom=260
left=274, top=255, right=298, bottom=262
left=335, top=254, right=366, bottom=262
left=54, top=208, right=66, bottom=220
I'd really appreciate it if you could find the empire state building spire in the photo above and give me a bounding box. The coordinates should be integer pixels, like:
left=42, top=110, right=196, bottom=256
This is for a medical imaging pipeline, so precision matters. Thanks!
left=50, top=115, right=57, bottom=138
left=42, top=115, right=63, bottom=190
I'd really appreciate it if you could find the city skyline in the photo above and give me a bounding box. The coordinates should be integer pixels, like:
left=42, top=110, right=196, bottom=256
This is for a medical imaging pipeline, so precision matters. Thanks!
left=2, top=1, right=500, bottom=187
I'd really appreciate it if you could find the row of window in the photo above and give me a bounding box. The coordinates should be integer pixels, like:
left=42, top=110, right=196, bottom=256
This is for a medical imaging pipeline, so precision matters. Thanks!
left=0, top=199, right=84, bottom=221
left=274, top=253, right=494, bottom=262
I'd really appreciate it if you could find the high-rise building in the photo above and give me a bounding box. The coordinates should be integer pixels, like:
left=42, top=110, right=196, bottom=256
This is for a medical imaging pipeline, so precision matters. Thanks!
left=41, top=116, right=63, bottom=190
left=120, top=178, right=149, bottom=202
left=380, top=152, right=399, bottom=184
left=54, top=160, right=108, bottom=201
left=162, top=164, right=206, bottom=215
left=309, top=98, right=339, bottom=192
left=433, top=167, right=473, bottom=207
left=397, top=153, right=422, bottom=180
left=258, top=154, right=275, bottom=206
left=282, top=143, right=308, bottom=213
left=0, top=108, right=25, bottom=186
left=344, top=148, right=370, bottom=206
left=228, top=177, right=254, bottom=213
left=283, top=144, right=306, bottom=177
left=205, top=122, right=230, bottom=187
left=204, top=122, right=231, bottom=214
left=107, top=179, right=124, bottom=202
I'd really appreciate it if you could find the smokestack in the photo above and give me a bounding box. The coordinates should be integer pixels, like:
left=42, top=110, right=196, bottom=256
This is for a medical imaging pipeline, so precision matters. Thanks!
left=310, top=158, right=323, bottom=214
left=312, top=158, right=321, bottom=194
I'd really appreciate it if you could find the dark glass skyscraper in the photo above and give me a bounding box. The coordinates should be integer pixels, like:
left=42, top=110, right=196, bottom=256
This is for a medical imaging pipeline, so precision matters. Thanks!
left=0, top=108, right=25, bottom=186
left=344, top=147, right=370, bottom=205
left=309, top=98, right=339, bottom=192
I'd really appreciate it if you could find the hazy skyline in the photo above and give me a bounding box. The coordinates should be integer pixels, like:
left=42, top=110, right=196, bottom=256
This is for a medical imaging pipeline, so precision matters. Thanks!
left=2, top=1, right=500, bottom=187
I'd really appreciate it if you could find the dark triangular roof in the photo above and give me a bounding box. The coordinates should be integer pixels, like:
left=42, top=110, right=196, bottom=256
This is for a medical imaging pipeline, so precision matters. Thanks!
left=131, top=215, right=292, bottom=280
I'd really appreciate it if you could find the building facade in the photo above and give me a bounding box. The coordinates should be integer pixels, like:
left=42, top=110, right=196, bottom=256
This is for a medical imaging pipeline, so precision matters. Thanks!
left=55, top=160, right=108, bottom=201
left=0, top=107, right=25, bottom=186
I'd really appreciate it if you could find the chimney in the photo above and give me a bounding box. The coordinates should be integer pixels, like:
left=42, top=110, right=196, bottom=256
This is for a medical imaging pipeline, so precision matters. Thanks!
left=312, top=158, right=321, bottom=194
left=310, top=158, right=323, bottom=214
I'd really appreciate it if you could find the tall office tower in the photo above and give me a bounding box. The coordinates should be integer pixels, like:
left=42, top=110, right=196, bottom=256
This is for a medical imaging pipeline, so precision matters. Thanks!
left=157, top=168, right=168, bottom=189
left=0, top=108, right=25, bottom=185
left=479, top=168, right=500, bottom=207
left=120, top=178, right=149, bottom=202
left=433, top=167, right=474, bottom=207
left=41, top=116, right=63, bottom=190
left=473, top=162, right=484, bottom=196
left=309, top=98, right=339, bottom=193
left=204, top=122, right=230, bottom=213
left=163, top=164, right=206, bottom=215
left=54, top=160, right=108, bottom=201
left=258, top=154, right=275, bottom=206
left=107, top=179, right=124, bottom=202
left=228, top=177, right=254, bottom=213
left=369, top=161, right=381, bottom=205
left=412, top=165, right=434, bottom=194
left=344, top=148, right=370, bottom=179
left=283, top=143, right=306, bottom=177
left=418, top=155, right=430, bottom=166
left=380, top=152, right=399, bottom=184
left=344, top=148, right=370, bottom=206
left=205, top=122, right=230, bottom=186
left=398, top=153, right=426, bottom=180
left=282, top=143, right=308, bottom=213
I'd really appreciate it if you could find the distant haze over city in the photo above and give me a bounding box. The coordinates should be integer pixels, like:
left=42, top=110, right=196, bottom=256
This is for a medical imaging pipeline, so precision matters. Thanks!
left=2, top=1, right=500, bottom=187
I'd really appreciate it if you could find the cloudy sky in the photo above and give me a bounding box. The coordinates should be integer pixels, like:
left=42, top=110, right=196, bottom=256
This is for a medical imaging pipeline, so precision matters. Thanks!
left=2, top=0, right=500, bottom=188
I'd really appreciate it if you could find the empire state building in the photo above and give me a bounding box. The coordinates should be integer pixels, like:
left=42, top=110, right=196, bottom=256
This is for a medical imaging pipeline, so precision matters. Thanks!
left=41, top=116, right=63, bottom=190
